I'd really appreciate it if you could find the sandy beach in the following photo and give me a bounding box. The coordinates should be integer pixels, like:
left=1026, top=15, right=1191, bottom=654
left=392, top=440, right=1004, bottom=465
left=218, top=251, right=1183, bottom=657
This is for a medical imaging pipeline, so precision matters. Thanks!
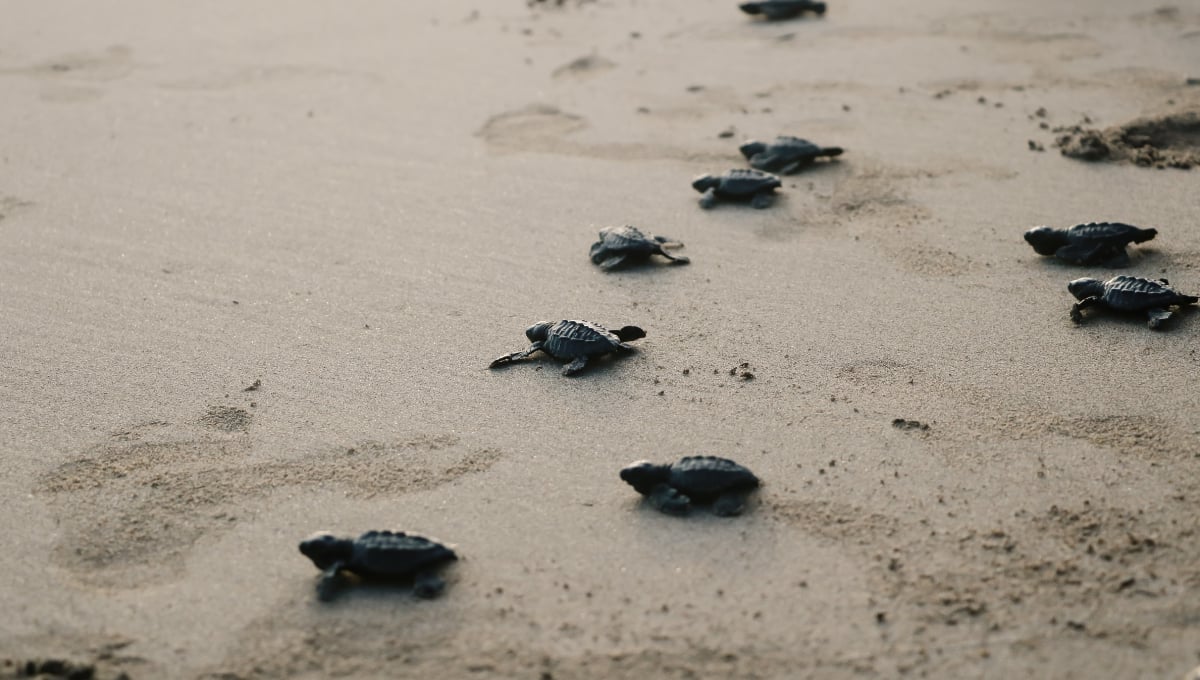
left=2, top=0, right=1199, bottom=677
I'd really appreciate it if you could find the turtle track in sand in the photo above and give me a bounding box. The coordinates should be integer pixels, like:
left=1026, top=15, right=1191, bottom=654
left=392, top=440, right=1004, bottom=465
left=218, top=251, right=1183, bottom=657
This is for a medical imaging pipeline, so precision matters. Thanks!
left=1056, top=110, right=1200, bottom=169
left=35, top=417, right=503, bottom=588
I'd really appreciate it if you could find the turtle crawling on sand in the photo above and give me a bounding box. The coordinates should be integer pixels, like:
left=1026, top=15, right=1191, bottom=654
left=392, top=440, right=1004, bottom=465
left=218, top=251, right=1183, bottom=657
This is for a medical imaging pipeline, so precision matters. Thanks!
left=489, top=320, right=645, bottom=375
left=1068, top=276, right=1197, bottom=329
left=590, top=225, right=689, bottom=269
left=1025, top=222, right=1157, bottom=267
left=740, top=136, right=843, bottom=174
left=692, top=169, right=782, bottom=209
left=299, top=530, right=457, bottom=601
left=620, top=456, right=760, bottom=516
left=738, top=0, right=827, bottom=19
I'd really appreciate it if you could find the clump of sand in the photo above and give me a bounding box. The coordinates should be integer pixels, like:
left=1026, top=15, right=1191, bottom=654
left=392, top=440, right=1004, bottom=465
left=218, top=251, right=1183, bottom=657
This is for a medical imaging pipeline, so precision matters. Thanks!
left=1056, top=111, right=1200, bottom=169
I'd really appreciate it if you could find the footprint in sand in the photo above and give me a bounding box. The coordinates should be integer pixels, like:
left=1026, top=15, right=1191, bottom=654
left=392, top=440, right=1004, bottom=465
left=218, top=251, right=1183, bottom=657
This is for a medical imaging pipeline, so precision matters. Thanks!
left=0, top=45, right=134, bottom=81
left=0, top=196, right=34, bottom=222
left=551, top=54, right=617, bottom=79
left=36, top=414, right=503, bottom=588
left=476, top=103, right=730, bottom=163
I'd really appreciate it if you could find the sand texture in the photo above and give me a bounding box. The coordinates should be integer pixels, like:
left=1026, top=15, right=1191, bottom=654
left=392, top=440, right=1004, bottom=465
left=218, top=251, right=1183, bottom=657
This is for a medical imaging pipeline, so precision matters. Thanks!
left=2, top=0, right=1200, bottom=678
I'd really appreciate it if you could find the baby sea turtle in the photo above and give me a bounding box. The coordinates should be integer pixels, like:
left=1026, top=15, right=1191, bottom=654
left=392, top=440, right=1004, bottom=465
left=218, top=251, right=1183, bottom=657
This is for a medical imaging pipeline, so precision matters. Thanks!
left=300, top=530, right=457, bottom=601
left=590, top=225, right=689, bottom=270
left=620, top=456, right=760, bottom=516
left=1069, top=276, right=1197, bottom=329
left=738, top=0, right=827, bottom=20
left=740, top=136, right=844, bottom=174
left=692, top=169, right=782, bottom=209
left=1025, top=222, right=1157, bottom=267
left=489, top=320, right=645, bottom=375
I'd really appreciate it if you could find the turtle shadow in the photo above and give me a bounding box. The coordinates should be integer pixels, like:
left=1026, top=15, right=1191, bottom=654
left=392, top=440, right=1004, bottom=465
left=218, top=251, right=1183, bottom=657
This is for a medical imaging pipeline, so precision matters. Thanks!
left=1032, top=248, right=1159, bottom=270
left=304, top=570, right=461, bottom=605
left=487, top=352, right=637, bottom=378
left=626, top=494, right=762, bottom=519
left=1071, top=304, right=1198, bottom=331
left=592, top=260, right=690, bottom=276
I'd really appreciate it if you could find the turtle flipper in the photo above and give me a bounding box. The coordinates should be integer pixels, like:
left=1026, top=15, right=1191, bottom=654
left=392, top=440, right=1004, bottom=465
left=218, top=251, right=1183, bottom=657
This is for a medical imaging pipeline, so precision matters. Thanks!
left=1054, top=242, right=1114, bottom=266
left=412, top=571, right=447, bottom=599
left=777, top=161, right=803, bottom=175
left=751, top=192, right=775, bottom=209
left=1101, top=249, right=1132, bottom=268
left=317, top=562, right=346, bottom=602
left=598, top=254, right=629, bottom=270
left=1070, top=296, right=1102, bottom=324
left=657, top=248, right=690, bottom=265
left=712, top=491, right=750, bottom=517
left=562, top=356, right=589, bottom=376
left=1146, top=308, right=1173, bottom=330
left=489, top=342, right=544, bottom=368
left=648, top=484, right=690, bottom=515
left=653, top=235, right=684, bottom=248
left=699, top=188, right=718, bottom=209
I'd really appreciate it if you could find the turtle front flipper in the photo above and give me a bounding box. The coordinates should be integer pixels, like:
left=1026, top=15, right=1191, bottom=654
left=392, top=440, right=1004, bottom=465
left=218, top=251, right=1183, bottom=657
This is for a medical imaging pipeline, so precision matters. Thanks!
left=656, top=247, right=690, bottom=265
left=412, top=571, right=447, bottom=599
left=1054, top=242, right=1117, bottom=266
left=489, top=342, right=544, bottom=368
left=698, top=188, right=718, bottom=209
left=1146, top=308, right=1174, bottom=330
left=712, top=491, right=751, bottom=517
left=1070, top=296, right=1102, bottom=324
left=598, top=254, right=630, bottom=270
left=648, top=484, right=691, bottom=515
left=750, top=192, right=775, bottom=209
left=317, top=562, right=346, bottom=601
left=562, top=356, right=589, bottom=376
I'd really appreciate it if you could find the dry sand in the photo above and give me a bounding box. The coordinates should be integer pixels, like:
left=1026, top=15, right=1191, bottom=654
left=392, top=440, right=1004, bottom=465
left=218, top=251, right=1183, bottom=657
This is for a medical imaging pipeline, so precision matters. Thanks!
left=2, top=0, right=1200, bottom=678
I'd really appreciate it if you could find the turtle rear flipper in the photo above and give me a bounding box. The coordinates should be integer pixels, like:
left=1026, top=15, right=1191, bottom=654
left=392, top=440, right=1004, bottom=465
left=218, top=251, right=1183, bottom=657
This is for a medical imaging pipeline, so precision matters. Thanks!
left=412, top=571, right=447, bottom=599
left=712, top=491, right=751, bottom=517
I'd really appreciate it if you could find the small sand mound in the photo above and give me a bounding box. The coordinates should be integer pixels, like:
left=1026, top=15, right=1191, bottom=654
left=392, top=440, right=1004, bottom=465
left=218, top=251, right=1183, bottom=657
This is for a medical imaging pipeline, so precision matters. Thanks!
left=1056, top=111, right=1200, bottom=169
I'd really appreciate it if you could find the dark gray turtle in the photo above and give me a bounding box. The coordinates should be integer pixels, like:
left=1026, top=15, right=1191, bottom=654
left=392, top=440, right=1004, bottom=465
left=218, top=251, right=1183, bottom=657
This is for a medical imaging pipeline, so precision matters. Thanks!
left=692, top=168, right=782, bottom=209
left=590, top=225, right=689, bottom=270
left=1025, top=222, right=1157, bottom=267
left=489, top=319, right=645, bottom=375
left=1069, top=275, right=1197, bottom=329
left=299, top=530, right=457, bottom=601
left=739, top=136, right=843, bottom=174
left=620, top=456, right=760, bottom=516
left=739, top=0, right=826, bottom=19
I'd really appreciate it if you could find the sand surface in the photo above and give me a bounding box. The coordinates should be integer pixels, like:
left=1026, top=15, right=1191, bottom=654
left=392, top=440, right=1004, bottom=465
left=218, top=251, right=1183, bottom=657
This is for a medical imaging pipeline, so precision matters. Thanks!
left=2, top=0, right=1200, bottom=678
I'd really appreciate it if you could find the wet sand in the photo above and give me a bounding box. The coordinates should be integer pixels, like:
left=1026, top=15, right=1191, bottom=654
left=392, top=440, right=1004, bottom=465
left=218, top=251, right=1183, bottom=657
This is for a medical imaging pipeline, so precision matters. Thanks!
left=2, top=0, right=1199, bottom=677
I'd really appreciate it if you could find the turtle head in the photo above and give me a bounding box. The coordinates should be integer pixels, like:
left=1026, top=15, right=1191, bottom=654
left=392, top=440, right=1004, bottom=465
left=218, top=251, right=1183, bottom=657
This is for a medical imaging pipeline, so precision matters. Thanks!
left=525, top=321, right=555, bottom=342
left=299, top=532, right=354, bottom=569
left=738, top=140, right=767, bottom=160
left=1068, top=277, right=1105, bottom=300
left=1024, top=226, right=1068, bottom=256
left=691, top=174, right=720, bottom=193
left=620, top=461, right=672, bottom=494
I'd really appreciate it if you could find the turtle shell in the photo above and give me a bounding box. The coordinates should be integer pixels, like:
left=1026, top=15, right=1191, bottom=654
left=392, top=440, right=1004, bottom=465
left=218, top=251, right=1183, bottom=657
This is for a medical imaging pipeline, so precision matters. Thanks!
left=542, top=320, right=624, bottom=360
left=1099, top=276, right=1188, bottom=311
left=668, top=456, right=760, bottom=500
left=716, top=169, right=782, bottom=198
left=1066, top=222, right=1154, bottom=246
left=590, top=226, right=659, bottom=263
left=347, top=530, right=456, bottom=578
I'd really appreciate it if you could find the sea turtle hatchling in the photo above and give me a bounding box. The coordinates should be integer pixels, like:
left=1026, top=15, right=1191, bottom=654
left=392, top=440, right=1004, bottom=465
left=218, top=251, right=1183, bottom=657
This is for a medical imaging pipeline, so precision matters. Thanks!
left=620, top=456, right=761, bottom=516
left=590, top=225, right=689, bottom=270
left=738, top=0, right=827, bottom=19
left=299, top=530, right=457, bottom=601
left=692, top=168, right=782, bottom=209
left=1025, top=222, right=1157, bottom=267
left=489, top=320, right=646, bottom=375
left=1068, top=275, right=1197, bottom=329
left=740, top=136, right=844, bottom=174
